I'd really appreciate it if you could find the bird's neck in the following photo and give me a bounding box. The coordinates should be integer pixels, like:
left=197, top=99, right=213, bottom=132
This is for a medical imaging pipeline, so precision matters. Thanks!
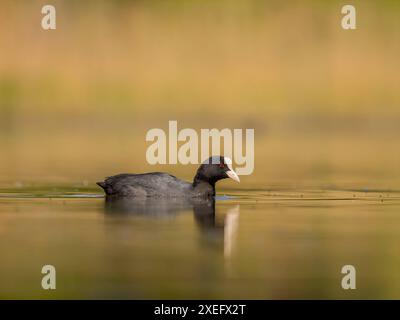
left=192, top=174, right=216, bottom=197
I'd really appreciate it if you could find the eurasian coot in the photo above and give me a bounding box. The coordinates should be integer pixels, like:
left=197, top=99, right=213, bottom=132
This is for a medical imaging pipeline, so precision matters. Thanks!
left=97, top=156, right=240, bottom=198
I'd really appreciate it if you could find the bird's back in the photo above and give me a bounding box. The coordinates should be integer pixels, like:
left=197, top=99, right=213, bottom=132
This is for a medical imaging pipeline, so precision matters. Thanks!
left=97, top=172, right=192, bottom=197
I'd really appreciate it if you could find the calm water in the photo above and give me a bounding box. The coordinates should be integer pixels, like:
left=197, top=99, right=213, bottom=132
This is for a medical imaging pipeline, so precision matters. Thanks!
left=1, top=186, right=400, bottom=299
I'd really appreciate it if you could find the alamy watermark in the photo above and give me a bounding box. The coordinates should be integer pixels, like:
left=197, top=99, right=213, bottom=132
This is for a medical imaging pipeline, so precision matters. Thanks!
left=41, top=5, right=56, bottom=30
left=41, top=4, right=357, bottom=31
left=146, top=121, right=255, bottom=175
left=41, top=265, right=56, bottom=290
left=341, top=5, right=356, bottom=30
left=341, top=265, right=356, bottom=290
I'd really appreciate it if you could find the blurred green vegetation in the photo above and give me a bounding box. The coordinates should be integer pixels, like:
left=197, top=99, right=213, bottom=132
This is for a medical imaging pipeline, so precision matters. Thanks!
left=1, top=0, right=399, bottom=116
left=0, top=0, right=399, bottom=187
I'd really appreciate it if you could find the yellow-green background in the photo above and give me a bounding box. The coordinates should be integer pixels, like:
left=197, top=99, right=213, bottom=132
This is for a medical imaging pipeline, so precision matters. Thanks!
left=0, top=0, right=399, bottom=189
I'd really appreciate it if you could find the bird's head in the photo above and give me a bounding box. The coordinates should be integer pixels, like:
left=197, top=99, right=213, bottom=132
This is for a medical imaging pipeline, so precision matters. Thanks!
left=194, top=156, right=240, bottom=186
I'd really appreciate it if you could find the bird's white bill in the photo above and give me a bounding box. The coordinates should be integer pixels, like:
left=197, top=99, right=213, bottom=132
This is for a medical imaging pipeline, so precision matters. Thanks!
left=226, top=169, right=240, bottom=182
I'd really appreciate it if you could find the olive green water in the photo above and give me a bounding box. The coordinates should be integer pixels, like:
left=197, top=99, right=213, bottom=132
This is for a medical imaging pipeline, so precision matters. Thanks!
left=1, top=186, right=400, bottom=299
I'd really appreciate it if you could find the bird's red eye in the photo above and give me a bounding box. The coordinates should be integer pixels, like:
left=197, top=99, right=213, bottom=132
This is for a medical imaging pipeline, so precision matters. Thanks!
left=219, top=163, right=225, bottom=168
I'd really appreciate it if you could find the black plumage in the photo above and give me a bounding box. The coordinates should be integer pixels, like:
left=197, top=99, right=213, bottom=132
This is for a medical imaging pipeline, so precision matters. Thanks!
left=97, top=156, right=240, bottom=199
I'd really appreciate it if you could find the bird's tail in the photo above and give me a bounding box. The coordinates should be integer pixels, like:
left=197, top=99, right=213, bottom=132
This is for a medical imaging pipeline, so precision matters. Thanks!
left=97, top=182, right=107, bottom=190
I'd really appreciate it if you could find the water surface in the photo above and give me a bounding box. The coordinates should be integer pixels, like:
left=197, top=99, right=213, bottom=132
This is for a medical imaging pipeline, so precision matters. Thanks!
left=1, top=186, right=399, bottom=299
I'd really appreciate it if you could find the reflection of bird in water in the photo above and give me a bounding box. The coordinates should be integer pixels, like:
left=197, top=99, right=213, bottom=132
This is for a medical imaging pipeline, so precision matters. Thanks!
left=223, top=205, right=240, bottom=258
left=193, top=202, right=240, bottom=259
left=104, top=196, right=214, bottom=217
left=103, top=196, right=240, bottom=258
